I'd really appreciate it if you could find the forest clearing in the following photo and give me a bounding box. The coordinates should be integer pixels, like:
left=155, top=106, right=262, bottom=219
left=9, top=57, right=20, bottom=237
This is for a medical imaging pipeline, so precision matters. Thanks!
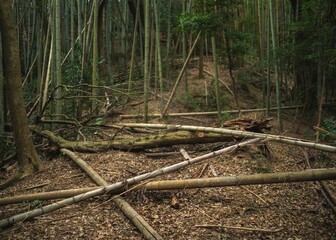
left=0, top=0, right=336, bottom=239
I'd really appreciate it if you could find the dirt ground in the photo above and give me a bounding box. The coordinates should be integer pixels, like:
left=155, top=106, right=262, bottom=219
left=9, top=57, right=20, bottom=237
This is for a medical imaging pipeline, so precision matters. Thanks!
left=1, top=60, right=336, bottom=239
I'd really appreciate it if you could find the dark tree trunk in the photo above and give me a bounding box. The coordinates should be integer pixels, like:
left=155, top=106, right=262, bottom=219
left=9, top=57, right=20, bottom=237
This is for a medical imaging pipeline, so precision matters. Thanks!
left=0, top=0, right=42, bottom=178
left=290, top=0, right=317, bottom=109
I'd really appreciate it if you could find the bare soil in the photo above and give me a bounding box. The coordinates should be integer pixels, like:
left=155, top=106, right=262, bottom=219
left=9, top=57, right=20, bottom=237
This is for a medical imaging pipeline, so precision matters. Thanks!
left=1, top=60, right=335, bottom=239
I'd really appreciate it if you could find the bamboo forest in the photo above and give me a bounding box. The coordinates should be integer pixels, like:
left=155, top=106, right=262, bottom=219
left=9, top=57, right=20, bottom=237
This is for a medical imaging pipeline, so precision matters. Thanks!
left=1, top=0, right=336, bottom=239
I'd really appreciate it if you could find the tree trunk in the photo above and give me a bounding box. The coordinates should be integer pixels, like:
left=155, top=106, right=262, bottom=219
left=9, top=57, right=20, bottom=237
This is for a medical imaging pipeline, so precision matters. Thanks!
left=0, top=32, right=4, bottom=132
left=0, top=0, right=42, bottom=179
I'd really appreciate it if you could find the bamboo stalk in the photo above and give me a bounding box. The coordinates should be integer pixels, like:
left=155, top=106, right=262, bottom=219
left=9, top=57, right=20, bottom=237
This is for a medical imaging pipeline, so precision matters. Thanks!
left=120, top=105, right=303, bottom=119
left=61, top=148, right=164, bottom=240
left=195, top=224, right=283, bottom=233
left=0, top=187, right=99, bottom=204
left=161, top=31, right=201, bottom=116
left=2, top=168, right=335, bottom=205
left=0, top=138, right=259, bottom=228
left=119, top=123, right=336, bottom=153
left=140, top=168, right=336, bottom=190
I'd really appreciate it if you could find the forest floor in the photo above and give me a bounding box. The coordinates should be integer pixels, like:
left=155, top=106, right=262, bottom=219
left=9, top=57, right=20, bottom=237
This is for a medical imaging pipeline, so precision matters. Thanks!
left=1, top=59, right=336, bottom=239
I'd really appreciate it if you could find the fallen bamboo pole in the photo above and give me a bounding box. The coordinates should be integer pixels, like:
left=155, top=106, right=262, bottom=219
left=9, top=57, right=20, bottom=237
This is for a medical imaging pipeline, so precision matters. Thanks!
left=2, top=168, right=335, bottom=205
left=195, top=224, right=283, bottom=233
left=60, top=148, right=164, bottom=240
left=120, top=123, right=336, bottom=153
left=0, top=138, right=259, bottom=228
left=141, top=168, right=336, bottom=190
left=120, top=105, right=303, bottom=119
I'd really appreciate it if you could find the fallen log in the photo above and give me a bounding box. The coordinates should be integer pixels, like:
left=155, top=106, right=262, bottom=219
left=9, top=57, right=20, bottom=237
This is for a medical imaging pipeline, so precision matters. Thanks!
left=2, top=168, right=335, bottom=205
left=0, top=138, right=259, bottom=228
left=120, top=123, right=336, bottom=153
left=31, top=127, right=238, bottom=152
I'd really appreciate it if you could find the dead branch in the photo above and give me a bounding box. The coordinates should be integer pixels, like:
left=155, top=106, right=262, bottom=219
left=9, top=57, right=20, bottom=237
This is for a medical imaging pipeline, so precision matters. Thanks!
left=221, top=118, right=272, bottom=132
left=239, top=186, right=268, bottom=205
left=120, top=123, right=336, bottom=153
left=0, top=138, right=259, bottom=228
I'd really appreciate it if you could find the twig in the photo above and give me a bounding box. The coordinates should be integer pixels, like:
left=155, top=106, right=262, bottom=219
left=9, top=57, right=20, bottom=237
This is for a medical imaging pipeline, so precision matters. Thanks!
left=196, top=163, right=209, bottom=179
left=209, top=164, right=218, bottom=177
left=195, top=224, right=283, bottom=233
left=25, top=183, right=49, bottom=191
left=239, top=186, right=269, bottom=205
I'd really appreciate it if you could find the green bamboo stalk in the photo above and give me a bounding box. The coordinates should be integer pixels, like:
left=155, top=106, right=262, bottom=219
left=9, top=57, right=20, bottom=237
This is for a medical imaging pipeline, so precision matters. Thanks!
left=55, top=0, right=62, bottom=116
left=92, top=0, right=99, bottom=111
left=269, top=0, right=282, bottom=130
left=143, top=0, right=150, bottom=122
left=153, top=0, right=163, bottom=103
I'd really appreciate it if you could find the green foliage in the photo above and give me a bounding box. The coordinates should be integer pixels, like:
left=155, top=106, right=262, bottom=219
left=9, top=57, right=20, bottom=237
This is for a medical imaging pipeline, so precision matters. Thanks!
left=95, top=117, right=106, bottom=126
left=220, top=112, right=231, bottom=122
left=175, top=81, right=228, bottom=113
left=252, top=153, right=272, bottom=173
left=179, top=12, right=222, bottom=33
left=321, top=117, right=336, bottom=144
left=23, top=199, right=43, bottom=209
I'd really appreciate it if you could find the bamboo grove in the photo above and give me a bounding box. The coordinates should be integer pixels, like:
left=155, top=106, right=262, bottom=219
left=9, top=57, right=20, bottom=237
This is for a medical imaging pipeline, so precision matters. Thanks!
left=0, top=0, right=336, bottom=132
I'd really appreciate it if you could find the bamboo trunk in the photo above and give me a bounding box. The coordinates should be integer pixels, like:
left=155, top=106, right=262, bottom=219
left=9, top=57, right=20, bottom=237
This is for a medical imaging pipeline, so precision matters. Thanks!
left=2, top=168, right=335, bottom=205
left=120, top=105, right=304, bottom=119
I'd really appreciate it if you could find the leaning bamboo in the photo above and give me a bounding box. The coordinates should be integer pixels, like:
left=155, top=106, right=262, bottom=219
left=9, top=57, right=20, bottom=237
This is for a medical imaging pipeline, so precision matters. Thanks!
left=0, top=138, right=259, bottom=228
left=161, top=31, right=201, bottom=116
left=2, top=168, right=335, bottom=205
left=61, top=148, right=164, bottom=240
left=120, top=123, right=336, bottom=153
